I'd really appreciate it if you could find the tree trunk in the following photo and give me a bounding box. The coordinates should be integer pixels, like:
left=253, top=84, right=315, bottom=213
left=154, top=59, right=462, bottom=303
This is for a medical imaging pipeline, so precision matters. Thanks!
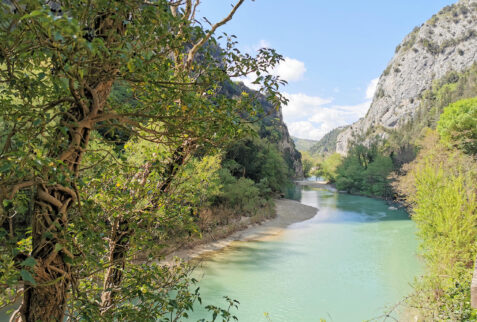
left=99, top=142, right=192, bottom=315
left=13, top=81, right=114, bottom=322
left=17, top=188, right=75, bottom=321
left=100, top=218, right=131, bottom=314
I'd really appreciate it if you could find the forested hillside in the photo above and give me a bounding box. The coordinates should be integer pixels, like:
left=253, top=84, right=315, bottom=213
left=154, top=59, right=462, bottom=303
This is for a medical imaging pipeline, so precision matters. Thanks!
left=308, top=126, right=346, bottom=155
left=292, top=137, right=318, bottom=153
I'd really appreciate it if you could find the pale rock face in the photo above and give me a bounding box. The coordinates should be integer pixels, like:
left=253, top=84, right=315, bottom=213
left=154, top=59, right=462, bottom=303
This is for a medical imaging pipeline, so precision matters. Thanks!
left=336, top=0, right=477, bottom=155
left=276, top=108, right=304, bottom=177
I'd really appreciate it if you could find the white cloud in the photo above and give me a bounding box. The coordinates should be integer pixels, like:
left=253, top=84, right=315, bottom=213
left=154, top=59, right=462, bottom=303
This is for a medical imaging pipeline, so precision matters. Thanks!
left=283, top=93, right=371, bottom=140
left=238, top=56, right=307, bottom=91
left=288, top=121, right=326, bottom=140
left=365, top=78, right=379, bottom=100
left=272, top=57, right=306, bottom=82
left=282, top=92, right=332, bottom=122
left=240, top=77, right=261, bottom=91
left=254, top=39, right=271, bottom=50
left=235, top=49, right=377, bottom=141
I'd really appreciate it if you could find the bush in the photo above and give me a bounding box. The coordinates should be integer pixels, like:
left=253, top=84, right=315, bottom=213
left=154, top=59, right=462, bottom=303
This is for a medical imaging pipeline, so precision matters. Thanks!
left=216, top=169, right=261, bottom=215
left=395, top=129, right=477, bottom=320
left=318, top=153, right=342, bottom=182
left=224, top=137, right=290, bottom=193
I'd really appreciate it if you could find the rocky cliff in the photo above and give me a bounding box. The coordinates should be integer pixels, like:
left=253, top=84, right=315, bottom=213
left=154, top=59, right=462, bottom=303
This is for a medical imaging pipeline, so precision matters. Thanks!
left=223, top=81, right=304, bottom=178
left=334, top=0, right=477, bottom=154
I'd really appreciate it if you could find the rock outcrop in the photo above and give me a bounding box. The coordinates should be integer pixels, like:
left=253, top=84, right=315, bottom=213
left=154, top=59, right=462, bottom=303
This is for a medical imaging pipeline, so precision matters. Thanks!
left=225, top=82, right=304, bottom=178
left=335, top=0, right=477, bottom=154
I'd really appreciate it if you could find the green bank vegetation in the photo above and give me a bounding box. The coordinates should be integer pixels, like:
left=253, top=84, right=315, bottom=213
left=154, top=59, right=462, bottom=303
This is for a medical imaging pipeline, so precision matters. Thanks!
left=395, top=126, right=476, bottom=319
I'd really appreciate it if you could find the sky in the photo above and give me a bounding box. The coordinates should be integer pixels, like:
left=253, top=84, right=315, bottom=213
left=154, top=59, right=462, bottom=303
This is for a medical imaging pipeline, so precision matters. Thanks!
left=196, top=0, right=456, bottom=140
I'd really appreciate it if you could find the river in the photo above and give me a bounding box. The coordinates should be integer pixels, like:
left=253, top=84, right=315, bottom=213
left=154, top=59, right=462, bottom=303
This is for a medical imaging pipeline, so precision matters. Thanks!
left=187, top=187, right=421, bottom=321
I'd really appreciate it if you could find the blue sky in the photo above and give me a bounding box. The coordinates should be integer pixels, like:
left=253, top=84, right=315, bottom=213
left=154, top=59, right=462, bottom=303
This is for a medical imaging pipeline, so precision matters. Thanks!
left=196, top=0, right=456, bottom=140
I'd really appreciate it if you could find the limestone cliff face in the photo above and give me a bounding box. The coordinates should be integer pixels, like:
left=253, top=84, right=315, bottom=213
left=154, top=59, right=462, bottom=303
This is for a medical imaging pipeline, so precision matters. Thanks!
left=275, top=109, right=304, bottom=178
left=227, top=82, right=304, bottom=178
left=251, top=85, right=303, bottom=178
left=335, top=0, right=477, bottom=154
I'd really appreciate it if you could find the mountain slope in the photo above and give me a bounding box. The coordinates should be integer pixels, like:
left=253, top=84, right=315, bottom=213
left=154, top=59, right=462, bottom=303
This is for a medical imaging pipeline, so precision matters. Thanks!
left=309, top=126, right=347, bottom=155
left=226, top=82, right=303, bottom=178
left=335, top=0, right=477, bottom=154
left=292, top=137, right=319, bottom=153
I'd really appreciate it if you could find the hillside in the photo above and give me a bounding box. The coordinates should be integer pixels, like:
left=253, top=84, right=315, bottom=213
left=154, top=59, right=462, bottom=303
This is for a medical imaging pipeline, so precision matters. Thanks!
left=308, top=126, right=347, bottom=155
left=292, top=137, right=318, bottom=153
left=331, top=0, right=477, bottom=154
left=226, top=82, right=304, bottom=178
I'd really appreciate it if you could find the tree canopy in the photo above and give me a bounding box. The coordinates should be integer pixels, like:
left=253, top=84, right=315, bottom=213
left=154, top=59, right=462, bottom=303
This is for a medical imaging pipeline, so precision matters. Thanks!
left=0, top=1, right=287, bottom=320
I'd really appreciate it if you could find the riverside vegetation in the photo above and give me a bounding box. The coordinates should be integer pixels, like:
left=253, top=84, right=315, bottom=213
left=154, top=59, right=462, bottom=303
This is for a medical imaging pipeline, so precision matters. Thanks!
left=0, top=1, right=300, bottom=321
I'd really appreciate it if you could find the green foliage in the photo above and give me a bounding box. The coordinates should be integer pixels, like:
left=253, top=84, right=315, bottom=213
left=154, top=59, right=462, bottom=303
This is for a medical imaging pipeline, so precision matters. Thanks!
left=309, top=127, right=347, bottom=155
left=437, top=97, right=477, bottom=154
left=217, top=168, right=261, bottom=214
left=292, top=137, right=318, bottom=153
left=316, top=153, right=342, bottom=182
left=224, top=137, right=291, bottom=193
left=394, top=128, right=477, bottom=319
left=302, top=159, right=314, bottom=179
left=335, top=145, right=394, bottom=198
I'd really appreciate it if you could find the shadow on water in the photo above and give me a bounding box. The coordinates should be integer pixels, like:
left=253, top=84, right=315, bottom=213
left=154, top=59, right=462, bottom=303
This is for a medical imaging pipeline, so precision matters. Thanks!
left=302, top=187, right=411, bottom=223
left=194, top=240, right=304, bottom=271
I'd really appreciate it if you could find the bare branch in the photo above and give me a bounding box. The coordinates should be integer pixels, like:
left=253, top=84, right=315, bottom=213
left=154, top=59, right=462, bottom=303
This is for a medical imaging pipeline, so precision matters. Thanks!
left=185, top=0, right=245, bottom=69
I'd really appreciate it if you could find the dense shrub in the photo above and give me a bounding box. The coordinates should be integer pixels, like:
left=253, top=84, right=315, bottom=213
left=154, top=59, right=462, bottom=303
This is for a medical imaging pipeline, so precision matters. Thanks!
left=315, top=153, right=342, bottom=182
left=395, top=129, right=477, bottom=320
left=224, top=137, right=291, bottom=193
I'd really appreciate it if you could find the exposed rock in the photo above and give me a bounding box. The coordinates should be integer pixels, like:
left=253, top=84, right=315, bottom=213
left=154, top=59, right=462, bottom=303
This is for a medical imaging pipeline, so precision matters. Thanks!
left=225, top=82, right=303, bottom=178
left=335, top=0, right=477, bottom=154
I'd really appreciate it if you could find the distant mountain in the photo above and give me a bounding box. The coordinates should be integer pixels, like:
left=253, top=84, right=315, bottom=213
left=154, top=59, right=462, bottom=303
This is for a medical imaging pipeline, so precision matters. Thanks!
left=308, top=126, right=347, bottom=155
left=319, top=0, right=477, bottom=155
left=292, top=137, right=318, bottom=153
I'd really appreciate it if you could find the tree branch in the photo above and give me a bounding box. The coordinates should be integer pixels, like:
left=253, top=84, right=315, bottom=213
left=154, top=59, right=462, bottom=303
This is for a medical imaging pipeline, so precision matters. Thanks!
left=185, top=0, right=245, bottom=69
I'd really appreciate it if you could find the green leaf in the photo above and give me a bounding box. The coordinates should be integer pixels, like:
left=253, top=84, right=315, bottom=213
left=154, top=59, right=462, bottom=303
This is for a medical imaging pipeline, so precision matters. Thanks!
left=21, top=10, right=43, bottom=20
left=62, top=254, right=73, bottom=264
left=20, top=269, right=36, bottom=285
left=54, top=243, right=63, bottom=252
left=20, top=257, right=36, bottom=268
left=127, top=59, right=135, bottom=72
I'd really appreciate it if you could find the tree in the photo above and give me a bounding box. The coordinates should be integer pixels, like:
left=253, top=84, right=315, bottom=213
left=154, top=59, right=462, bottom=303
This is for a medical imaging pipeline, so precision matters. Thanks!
left=300, top=151, right=314, bottom=178
left=437, top=97, right=477, bottom=155
left=319, top=153, right=342, bottom=182
left=0, top=1, right=286, bottom=320
left=335, top=145, right=394, bottom=197
left=394, top=129, right=477, bottom=319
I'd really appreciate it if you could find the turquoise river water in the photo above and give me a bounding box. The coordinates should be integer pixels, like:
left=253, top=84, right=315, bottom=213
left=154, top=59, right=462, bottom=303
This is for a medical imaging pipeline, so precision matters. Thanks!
left=187, top=187, right=421, bottom=321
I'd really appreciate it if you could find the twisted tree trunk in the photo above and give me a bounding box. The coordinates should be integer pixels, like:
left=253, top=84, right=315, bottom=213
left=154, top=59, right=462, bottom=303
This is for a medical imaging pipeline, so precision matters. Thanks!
left=14, top=81, right=114, bottom=322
